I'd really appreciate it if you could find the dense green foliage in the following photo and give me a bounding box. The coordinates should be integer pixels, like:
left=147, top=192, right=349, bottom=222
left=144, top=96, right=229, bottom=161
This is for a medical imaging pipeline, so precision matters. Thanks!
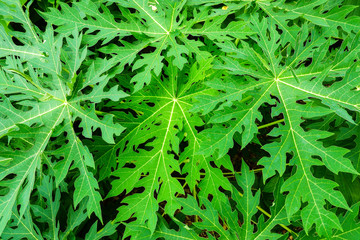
left=1, top=0, right=360, bottom=239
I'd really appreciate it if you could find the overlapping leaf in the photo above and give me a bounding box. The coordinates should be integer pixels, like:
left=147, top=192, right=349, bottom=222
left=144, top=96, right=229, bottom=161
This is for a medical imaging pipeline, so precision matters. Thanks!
left=193, top=14, right=360, bottom=237
left=100, top=59, right=234, bottom=235
left=43, top=0, right=253, bottom=91
left=0, top=7, right=126, bottom=233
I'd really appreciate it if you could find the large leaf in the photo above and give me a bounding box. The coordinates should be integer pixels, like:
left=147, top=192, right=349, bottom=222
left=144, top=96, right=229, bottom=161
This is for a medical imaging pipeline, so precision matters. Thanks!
left=104, top=59, right=233, bottom=235
left=193, top=15, right=360, bottom=237
left=43, top=0, right=254, bottom=91
left=0, top=23, right=126, bottom=234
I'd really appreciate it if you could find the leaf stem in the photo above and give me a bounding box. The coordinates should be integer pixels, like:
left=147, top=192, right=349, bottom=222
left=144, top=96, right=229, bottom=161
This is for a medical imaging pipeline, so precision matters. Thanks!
left=193, top=185, right=198, bottom=222
left=257, top=119, right=284, bottom=129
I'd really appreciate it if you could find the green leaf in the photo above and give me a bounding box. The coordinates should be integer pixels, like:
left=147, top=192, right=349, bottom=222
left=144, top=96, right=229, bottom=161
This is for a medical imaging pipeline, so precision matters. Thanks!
left=85, top=221, right=119, bottom=240
left=0, top=111, right=64, bottom=234
left=177, top=196, right=232, bottom=239
left=2, top=207, right=43, bottom=240
left=106, top=61, right=226, bottom=234
left=193, top=13, right=359, bottom=238
left=0, top=23, right=126, bottom=234
left=31, top=175, right=60, bottom=240
left=43, top=0, right=253, bottom=92
left=332, top=202, right=360, bottom=239
left=258, top=0, right=360, bottom=34
left=222, top=164, right=290, bottom=240
left=234, top=163, right=261, bottom=239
